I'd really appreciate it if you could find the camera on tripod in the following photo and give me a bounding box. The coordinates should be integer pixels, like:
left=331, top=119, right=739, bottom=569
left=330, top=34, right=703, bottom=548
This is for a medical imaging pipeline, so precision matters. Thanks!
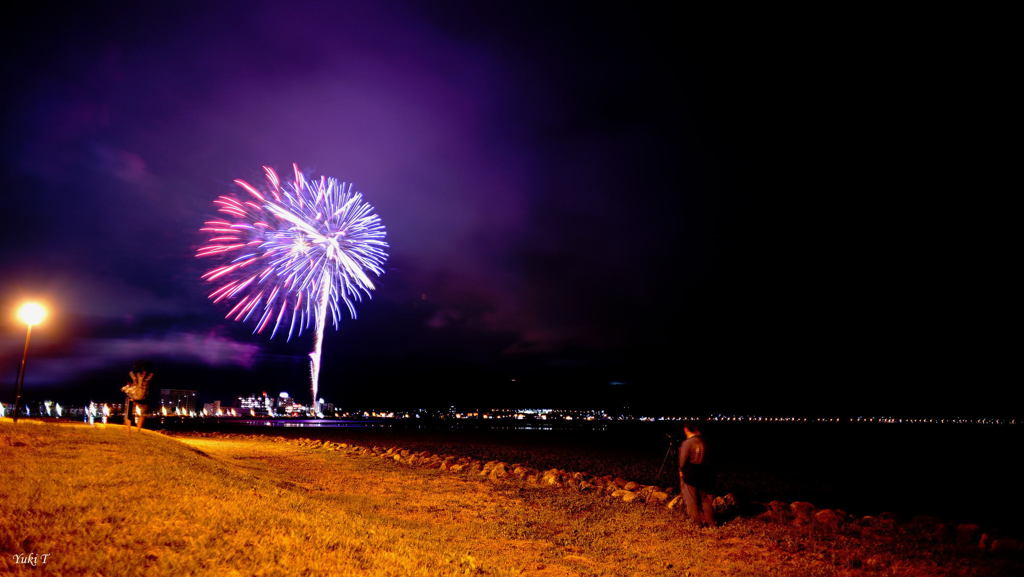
left=664, top=432, right=683, bottom=447
left=656, top=432, right=684, bottom=486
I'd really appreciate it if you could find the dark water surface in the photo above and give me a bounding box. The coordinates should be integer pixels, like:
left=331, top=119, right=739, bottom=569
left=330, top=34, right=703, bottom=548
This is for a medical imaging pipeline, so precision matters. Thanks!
left=157, top=418, right=1023, bottom=535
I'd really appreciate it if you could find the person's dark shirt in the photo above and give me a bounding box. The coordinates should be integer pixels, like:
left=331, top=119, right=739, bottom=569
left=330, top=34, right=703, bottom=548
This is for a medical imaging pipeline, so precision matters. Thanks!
left=678, top=433, right=706, bottom=471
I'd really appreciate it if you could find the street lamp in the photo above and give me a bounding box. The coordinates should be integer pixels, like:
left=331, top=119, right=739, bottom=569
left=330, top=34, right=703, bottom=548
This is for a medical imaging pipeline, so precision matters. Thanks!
left=12, top=302, right=47, bottom=423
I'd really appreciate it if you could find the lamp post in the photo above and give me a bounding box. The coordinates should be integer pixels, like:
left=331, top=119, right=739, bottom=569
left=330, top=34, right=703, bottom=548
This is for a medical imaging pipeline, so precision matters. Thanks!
left=12, top=302, right=47, bottom=423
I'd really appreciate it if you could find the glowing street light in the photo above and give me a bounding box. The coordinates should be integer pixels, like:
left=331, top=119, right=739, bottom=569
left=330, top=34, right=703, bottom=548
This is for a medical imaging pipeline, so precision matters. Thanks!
left=17, top=303, right=47, bottom=326
left=12, top=302, right=47, bottom=423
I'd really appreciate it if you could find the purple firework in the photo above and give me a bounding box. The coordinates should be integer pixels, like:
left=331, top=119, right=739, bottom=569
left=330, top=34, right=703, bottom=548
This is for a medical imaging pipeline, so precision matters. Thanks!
left=197, top=164, right=388, bottom=412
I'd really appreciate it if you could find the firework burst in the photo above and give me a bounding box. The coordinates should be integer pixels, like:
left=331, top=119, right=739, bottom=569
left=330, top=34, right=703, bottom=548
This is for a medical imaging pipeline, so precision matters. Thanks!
left=198, top=164, right=388, bottom=412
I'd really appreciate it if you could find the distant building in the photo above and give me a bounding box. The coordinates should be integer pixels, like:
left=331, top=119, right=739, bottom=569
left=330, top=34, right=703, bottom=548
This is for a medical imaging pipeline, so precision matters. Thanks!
left=239, top=392, right=274, bottom=416
left=160, top=389, right=198, bottom=414
left=276, top=392, right=297, bottom=414
left=203, top=401, right=221, bottom=415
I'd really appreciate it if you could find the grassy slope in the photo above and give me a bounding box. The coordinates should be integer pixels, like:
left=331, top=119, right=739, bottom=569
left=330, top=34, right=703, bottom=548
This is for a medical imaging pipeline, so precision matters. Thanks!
left=2, top=421, right=1019, bottom=576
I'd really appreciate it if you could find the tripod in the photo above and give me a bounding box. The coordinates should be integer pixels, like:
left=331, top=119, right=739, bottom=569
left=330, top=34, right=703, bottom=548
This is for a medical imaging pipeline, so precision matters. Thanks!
left=656, top=437, right=678, bottom=489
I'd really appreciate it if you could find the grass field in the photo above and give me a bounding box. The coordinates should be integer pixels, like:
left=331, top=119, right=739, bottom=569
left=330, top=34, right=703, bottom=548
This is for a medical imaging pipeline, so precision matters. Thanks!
left=2, top=420, right=1020, bottom=576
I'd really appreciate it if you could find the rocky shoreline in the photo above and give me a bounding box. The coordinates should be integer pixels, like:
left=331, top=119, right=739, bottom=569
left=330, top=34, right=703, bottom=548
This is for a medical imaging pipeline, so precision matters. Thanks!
left=176, top=432, right=1024, bottom=555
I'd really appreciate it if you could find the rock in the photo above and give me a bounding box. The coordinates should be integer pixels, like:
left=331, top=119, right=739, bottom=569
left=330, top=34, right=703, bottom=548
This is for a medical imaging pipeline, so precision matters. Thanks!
left=931, top=523, right=953, bottom=543
left=909, top=515, right=946, bottom=540
left=624, top=481, right=640, bottom=491
left=711, top=493, right=738, bottom=515
left=613, top=477, right=628, bottom=488
left=762, top=500, right=792, bottom=522
left=611, top=489, right=627, bottom=499
left=979, top=533, right=992, bottom=551
left=666, top=495, right=683, bottom=510
left=878, top=511, right=898, bottom=529
left=712, top=495, right=727, bottom=512
left=489, top=462, right=509, bottom=481
left=541, top=469, right=563, bottom=486
left=855, top=514, right=893, bottom=534
left=648, top=491, right=669, bottom=504
left=813, top=509, right=845, bottom=530
left=956, top=524, right=982, bottom=546
left=855, top=516, right=879, bottom=534
left=790, top=501, right=816, bottom=521
left=621, top=491, right=639, bottom=503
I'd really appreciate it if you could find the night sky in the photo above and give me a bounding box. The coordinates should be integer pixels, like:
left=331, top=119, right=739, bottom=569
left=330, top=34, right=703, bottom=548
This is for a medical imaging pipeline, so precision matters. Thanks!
left=1, top=4, right=1015, bottom=415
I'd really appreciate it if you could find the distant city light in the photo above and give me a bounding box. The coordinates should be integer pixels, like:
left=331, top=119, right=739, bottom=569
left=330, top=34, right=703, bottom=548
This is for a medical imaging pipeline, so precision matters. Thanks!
left=4, top=392, right=1019, bottom=429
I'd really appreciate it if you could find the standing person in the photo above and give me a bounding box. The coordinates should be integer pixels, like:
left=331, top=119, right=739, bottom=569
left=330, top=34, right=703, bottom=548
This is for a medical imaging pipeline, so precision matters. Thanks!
left=678, top=421, right=716, bottom=527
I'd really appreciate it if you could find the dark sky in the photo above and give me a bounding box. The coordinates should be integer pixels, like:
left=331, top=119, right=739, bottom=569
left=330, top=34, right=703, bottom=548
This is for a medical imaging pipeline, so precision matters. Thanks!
left=0, top=3, right=1016, bottom=415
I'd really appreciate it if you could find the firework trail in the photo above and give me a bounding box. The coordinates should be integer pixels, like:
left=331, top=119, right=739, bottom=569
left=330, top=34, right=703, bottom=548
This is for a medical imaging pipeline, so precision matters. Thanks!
left=198, top=165, right=388, bottom=413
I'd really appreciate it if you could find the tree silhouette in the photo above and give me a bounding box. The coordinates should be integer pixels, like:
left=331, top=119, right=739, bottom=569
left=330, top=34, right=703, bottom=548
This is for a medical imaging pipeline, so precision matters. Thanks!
left=121, top=362, right=153, bottom=430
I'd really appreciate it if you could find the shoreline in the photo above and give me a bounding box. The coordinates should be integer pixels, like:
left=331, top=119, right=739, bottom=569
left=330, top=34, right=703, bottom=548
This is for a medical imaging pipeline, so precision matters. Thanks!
left=154, top=419, right=1024, bottom=536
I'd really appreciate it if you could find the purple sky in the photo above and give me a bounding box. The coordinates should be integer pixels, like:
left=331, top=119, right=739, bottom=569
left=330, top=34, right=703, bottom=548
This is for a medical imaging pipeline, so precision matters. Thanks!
left=1, top=4, right=1015, bottom=414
